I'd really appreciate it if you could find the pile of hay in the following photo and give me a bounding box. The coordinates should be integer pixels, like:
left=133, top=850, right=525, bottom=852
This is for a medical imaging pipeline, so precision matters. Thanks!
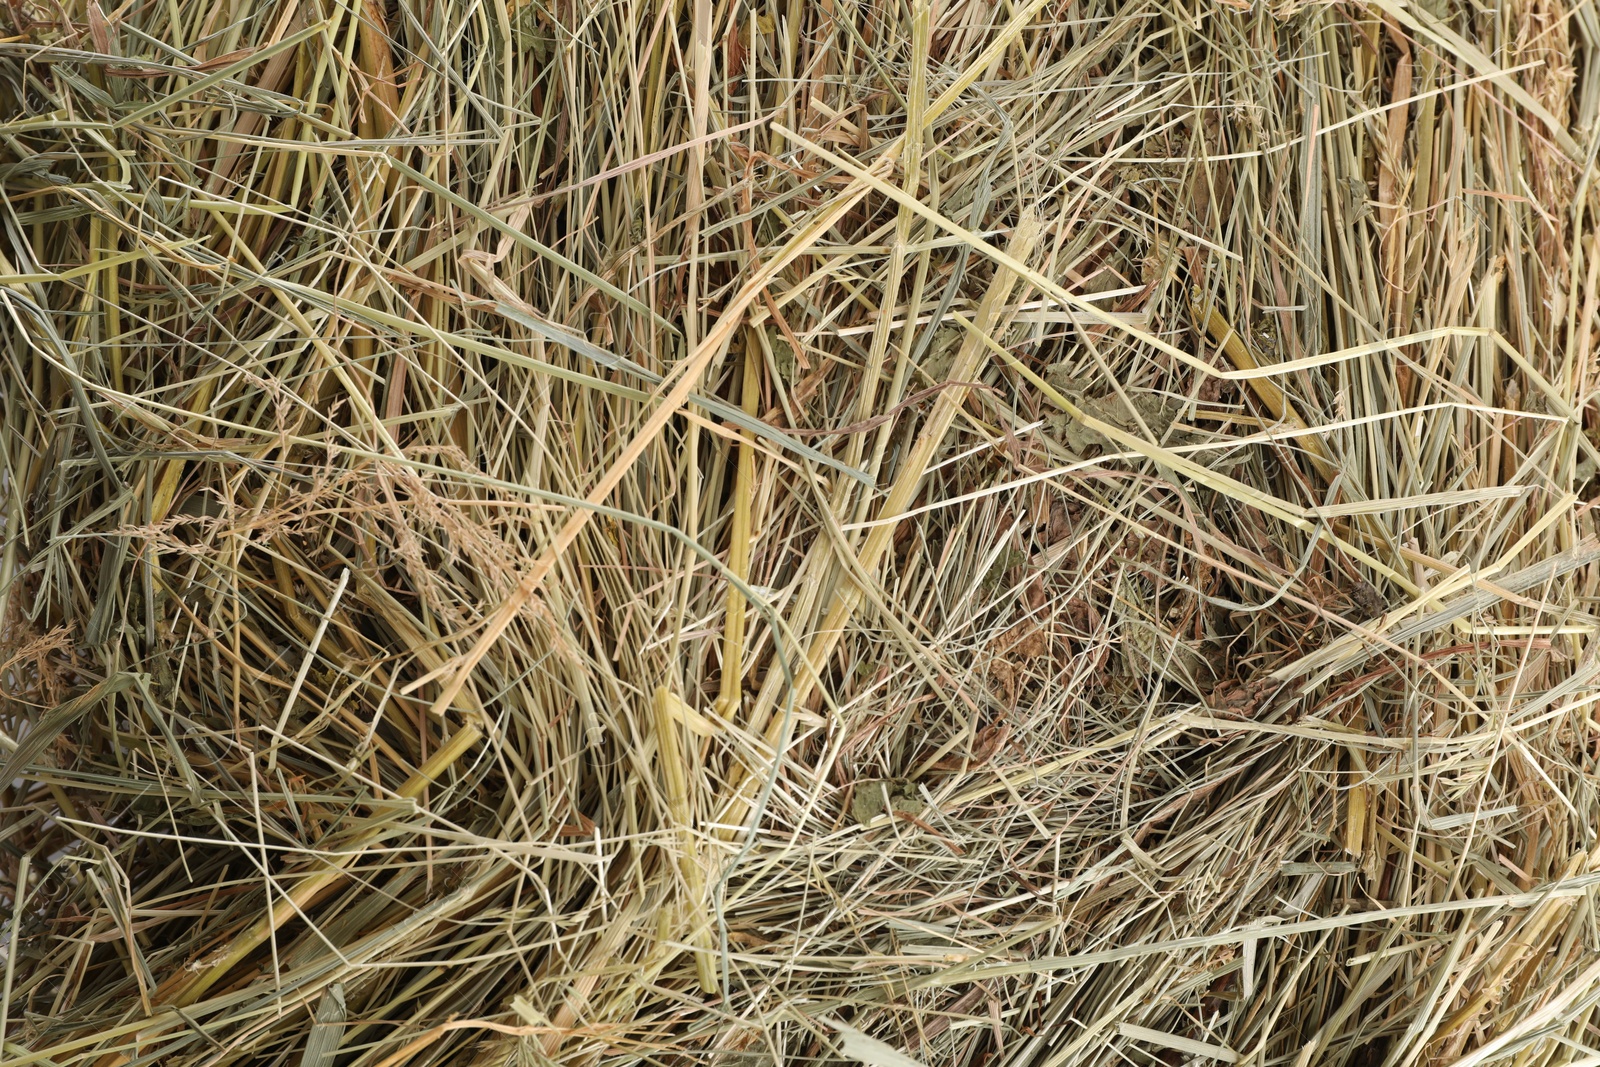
left=4, top=0, right=1600, bottom=1063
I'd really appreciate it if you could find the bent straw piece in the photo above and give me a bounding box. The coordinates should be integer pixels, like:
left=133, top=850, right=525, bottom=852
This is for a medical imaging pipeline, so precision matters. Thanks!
left=1186, top=289, right=1339, bottom=483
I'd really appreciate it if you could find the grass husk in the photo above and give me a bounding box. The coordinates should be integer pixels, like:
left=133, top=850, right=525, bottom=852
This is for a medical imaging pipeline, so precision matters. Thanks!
left=3, top=0, right=1600, bottom=1065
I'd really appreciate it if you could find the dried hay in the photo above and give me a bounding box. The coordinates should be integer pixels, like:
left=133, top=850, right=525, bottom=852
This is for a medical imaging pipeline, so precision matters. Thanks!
left=3, top=0, right=1600, bottom=1065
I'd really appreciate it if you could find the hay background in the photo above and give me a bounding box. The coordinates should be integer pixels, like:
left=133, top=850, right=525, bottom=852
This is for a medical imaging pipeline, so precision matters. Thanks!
left=4, top=0, right=1600, bottom=1065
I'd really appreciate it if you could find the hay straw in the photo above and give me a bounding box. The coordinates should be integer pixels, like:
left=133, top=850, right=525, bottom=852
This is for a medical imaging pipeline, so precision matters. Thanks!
left=4, top=0, right=1600, bottom=1065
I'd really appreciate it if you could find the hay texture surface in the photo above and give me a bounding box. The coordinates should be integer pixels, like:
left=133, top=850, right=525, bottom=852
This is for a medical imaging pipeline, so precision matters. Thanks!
left=4, top=0, right=1600, bottom=1065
